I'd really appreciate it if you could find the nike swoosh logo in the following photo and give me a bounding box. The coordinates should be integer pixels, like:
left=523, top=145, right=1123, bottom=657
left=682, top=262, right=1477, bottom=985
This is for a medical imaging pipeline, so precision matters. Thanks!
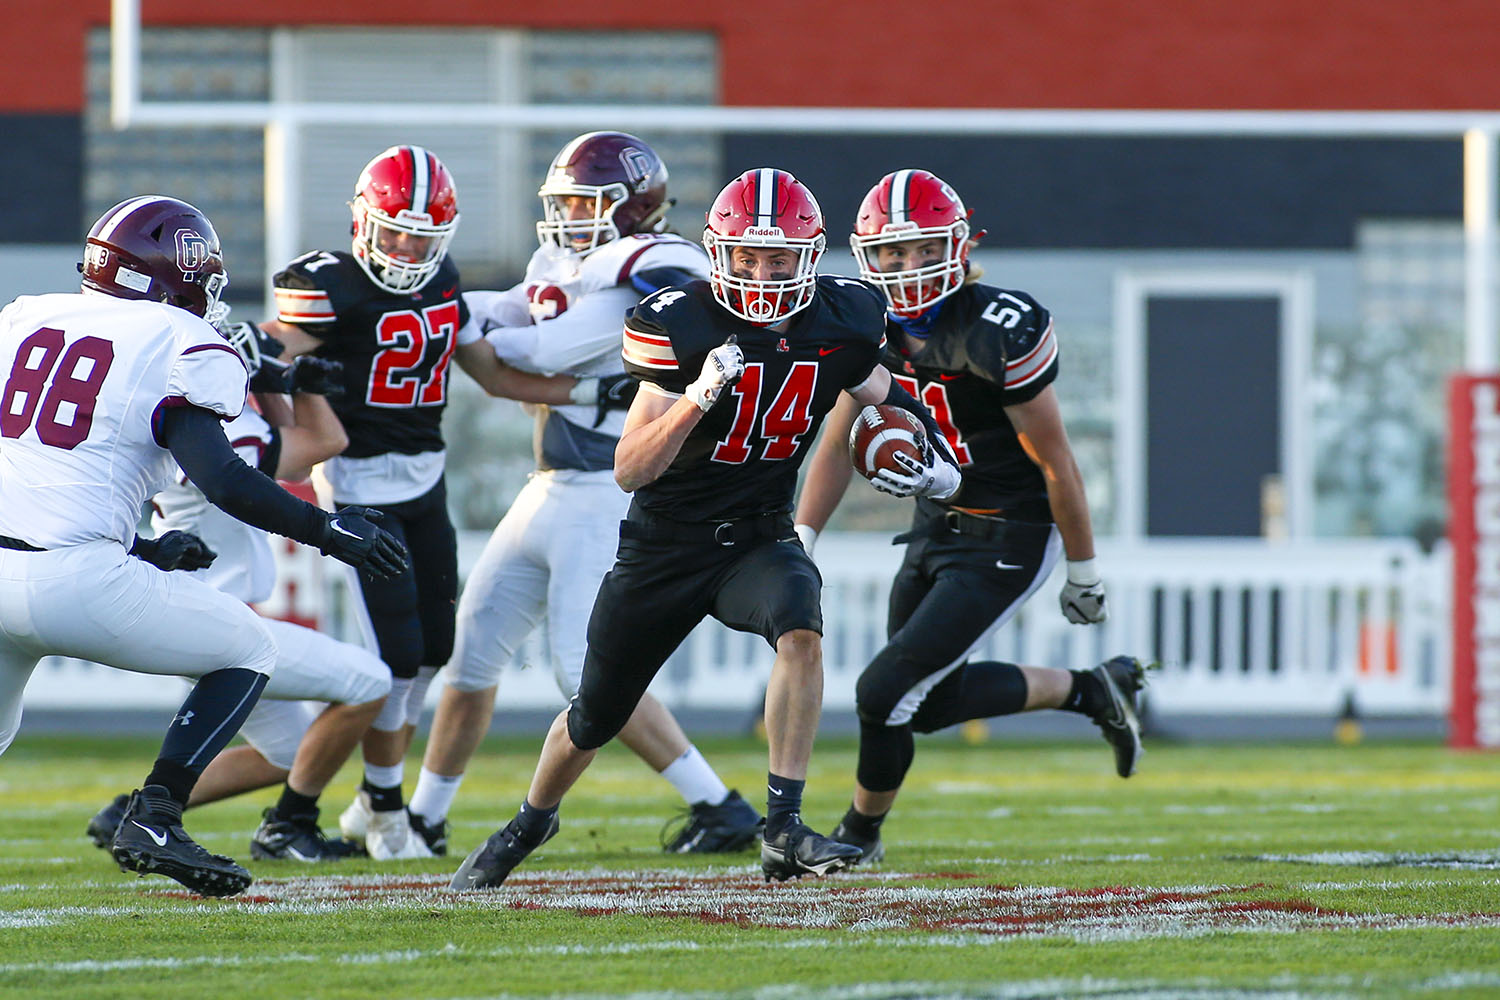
left=131, top=821, right=169, bottom=847
left=818, top=347, right=844, bottom=356
left=938, top=374, right=959, bottom=381
left=442, top=288, right=456, bottom=298
left=329, top=521, right=360, bottom=539
left=995, top=560, right=1025, bottom=570
left=768, top=785, right=784, bottom=795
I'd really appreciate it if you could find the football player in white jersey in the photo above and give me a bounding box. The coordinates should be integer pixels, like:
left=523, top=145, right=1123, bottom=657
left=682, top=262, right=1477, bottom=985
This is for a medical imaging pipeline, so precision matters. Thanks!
left=407, top=133, right=763, bottom=857
left=84, top=327, right=397, bottom=862
left=0, top=196, right=406, bottom=896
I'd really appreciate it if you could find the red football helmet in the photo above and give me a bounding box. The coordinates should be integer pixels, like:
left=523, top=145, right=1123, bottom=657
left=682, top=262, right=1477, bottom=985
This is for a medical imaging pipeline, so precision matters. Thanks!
left=703, top=168, right=825, bottom=324
left=79, top=195, right=229, bottom=326
left=850, top=169, right=971, bottom=317
left=536, top=131, right=670, bottom=256
left=350, top=145, right=460, bottom=294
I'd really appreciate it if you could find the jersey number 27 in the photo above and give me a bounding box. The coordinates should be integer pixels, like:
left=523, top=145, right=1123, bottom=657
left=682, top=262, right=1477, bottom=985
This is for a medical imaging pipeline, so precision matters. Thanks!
left=368, top=301, right=461, bottom=408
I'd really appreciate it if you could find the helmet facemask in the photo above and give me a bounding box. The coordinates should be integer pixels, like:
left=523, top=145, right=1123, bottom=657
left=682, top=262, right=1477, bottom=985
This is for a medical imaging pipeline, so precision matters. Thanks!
left=351, top=198, right=457, bottom=295
left=705, top=229, right=826, bottom=324
left=536, top=181, right=632, bottom=256
left=851, top=219, right=969, bottom=317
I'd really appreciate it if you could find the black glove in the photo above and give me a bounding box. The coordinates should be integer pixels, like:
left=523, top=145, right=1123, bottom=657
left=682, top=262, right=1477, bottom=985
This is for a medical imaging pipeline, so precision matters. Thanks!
left=129, top=531, right=218, bottom=571
left=318, top=506, right=408, bottom=580
left=250, top=356, right=345, bottom=399
left=593, top=372, right=639, bottom=428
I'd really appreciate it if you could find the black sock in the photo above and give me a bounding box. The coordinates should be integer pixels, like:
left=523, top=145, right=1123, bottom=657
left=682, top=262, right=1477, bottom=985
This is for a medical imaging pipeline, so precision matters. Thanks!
left=157, top=668, right=268, bottom=775
left=514, top=800, right=558, bottom=845
left=362, top=779, right=404, bottom=812
left=142, top=760, right=197, bottom=807
left=839, top=803, right=887, bottom=840
left=1063, top=669, right=1106, bottom=717
left=766, top=773, right=805, bottom=838
left=276, top=785, right=320, bottom=819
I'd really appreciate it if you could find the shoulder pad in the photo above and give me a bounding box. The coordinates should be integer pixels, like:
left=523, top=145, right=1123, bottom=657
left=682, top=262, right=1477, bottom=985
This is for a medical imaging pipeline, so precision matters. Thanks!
left=812, top=275, right=888, bottom=347
left=272, top=250, right=357, bottom=324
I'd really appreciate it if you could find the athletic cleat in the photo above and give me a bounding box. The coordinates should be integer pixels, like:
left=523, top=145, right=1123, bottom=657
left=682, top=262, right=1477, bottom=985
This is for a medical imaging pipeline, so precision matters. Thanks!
left=365, top=806, right=435, bottom=860
left=87, top=793, right=130, bottom=849
left=660, top=789, right=765, bottom=854
left=338, top=788, right=374, bottom=841
left=829, top=819, right=886, bottom=865
left=408, top=811, right=449, bottom=857
left=110, top=785, right=252, bottom=898
left=760, top=822, right=862, bottom=882
left=450, top=812, right=559, bottom=891
left=1090, top=655, right=1147, bottom=778
left=250, top=806, right=362, bottom=862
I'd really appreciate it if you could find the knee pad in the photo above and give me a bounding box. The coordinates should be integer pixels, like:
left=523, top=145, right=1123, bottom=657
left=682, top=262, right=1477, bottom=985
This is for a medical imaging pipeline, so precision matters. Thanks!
left=404, top=665, right=439, bottom=728
left=855, top=643, right=927, bottom=727
left=564, top=695, right=624, bottom=752
left=371, top=675, right=413, bottom=733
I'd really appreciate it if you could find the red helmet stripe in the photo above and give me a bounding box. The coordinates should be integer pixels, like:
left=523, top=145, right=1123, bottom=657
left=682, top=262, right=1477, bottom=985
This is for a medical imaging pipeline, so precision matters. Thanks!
left=755, top=168, right=778, bottom=229
left=888, top=169, right=915, bottom=225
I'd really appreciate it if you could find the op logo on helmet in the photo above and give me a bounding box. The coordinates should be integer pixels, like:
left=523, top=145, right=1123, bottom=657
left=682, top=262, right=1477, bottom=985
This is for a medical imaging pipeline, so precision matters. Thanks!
left=175, top=230, right=211, bottom=275
left=619, top=147, right=653, bottom=191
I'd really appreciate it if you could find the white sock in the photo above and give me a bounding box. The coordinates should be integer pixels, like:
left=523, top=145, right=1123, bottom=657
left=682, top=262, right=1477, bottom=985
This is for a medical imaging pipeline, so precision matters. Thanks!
left=659, top=745, right=729, bottom=806
left=363, top=761, right=404, bottom=792
left=409, top=767, right=464, bottom=823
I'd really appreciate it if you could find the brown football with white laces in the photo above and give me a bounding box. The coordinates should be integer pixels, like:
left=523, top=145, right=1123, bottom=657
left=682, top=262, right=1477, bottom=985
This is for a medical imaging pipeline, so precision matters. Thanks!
left=848, top=404, right=929, bottom=483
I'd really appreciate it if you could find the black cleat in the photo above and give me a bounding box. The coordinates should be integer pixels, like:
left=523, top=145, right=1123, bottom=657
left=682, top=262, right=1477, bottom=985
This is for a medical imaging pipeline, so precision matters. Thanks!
left=250, top=806, right=362, bottom=862
left=661, top=789, right=765, bottom=854
left=449, top=812, right=558, bottom=892
left=760, top=822, right=862, bottom=882
left=409, top=811, right=449, bottom=857
left=829, top=818, right=886, bottom=865
left=110, top=785, right=252, bottom=898
left=87, top=793, right=129, bottom=849
left=1090, top=655, right=1147, bottom=778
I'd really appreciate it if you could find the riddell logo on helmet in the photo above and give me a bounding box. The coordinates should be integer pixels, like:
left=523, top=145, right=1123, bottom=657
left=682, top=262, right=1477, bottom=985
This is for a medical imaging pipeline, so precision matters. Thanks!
left=175, top=230, right=211, bottom=274
left=743, top=226, right=785, bottom=239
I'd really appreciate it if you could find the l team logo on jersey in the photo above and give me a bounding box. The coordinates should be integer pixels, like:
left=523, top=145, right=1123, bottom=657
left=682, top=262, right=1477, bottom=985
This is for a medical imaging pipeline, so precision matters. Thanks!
left=176, top=229, right=212, bottom=275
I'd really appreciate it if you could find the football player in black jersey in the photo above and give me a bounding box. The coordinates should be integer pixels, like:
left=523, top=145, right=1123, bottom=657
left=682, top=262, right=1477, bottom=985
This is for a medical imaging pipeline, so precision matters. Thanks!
left=794, top=169, right=1149, bottom=864
left=251, top=146, right=625, bottom=859
left=450, top=168, right=961, bottom=889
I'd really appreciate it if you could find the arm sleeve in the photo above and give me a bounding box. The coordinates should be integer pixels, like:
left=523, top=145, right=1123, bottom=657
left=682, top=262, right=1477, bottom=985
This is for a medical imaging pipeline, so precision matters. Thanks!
left=487, top=286, right=638, bottom=375
left=161, top=406, right=328, bottom=548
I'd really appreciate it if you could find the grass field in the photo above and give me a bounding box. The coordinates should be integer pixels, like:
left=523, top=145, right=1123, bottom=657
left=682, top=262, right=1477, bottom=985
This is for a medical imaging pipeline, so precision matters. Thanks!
left=3, top=729, right=1500, bottom=999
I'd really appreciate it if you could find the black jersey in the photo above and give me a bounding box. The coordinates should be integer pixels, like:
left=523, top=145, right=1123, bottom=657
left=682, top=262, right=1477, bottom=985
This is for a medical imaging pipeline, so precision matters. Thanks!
left=883, top=283, right=1059, bottom=513
left=623, top=276, right=886, bottom=521
left=272, top=250, right=471, bottom=459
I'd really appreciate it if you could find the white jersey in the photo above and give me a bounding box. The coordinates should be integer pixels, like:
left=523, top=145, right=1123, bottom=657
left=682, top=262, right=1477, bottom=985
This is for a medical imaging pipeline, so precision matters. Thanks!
left=152, top=404, right=278, bottom=604
left=0, top=293, right=247, bottom=549
left=466, top=233, right=709, bottom=442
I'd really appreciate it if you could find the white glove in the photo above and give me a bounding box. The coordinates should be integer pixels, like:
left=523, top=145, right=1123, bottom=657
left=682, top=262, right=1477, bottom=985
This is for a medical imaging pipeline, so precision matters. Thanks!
left=1059, top=558, right=1108, bottom=624
left=793, top=523, right=818, bottom=555
left=685, top=339, right=744, bottom=412
left=568, top=377, right=600, bottom=406
left=870, top=450, right=962, bottom=500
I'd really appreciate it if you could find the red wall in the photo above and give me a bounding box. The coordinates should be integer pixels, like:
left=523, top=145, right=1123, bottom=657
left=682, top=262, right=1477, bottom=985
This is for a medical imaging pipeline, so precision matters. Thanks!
left=12, top=0, right=1500, bottom=114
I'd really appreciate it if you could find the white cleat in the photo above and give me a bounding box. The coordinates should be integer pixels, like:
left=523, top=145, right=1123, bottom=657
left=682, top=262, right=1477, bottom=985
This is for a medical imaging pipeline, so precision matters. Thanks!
left=366, top=807, right=435, bottom=860
left=339, top=789, right=373, bottom=841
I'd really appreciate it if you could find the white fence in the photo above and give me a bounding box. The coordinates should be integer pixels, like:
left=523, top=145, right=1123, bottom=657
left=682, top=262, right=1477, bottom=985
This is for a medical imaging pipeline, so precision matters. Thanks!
left=21, top=533, right=1450, bottom=720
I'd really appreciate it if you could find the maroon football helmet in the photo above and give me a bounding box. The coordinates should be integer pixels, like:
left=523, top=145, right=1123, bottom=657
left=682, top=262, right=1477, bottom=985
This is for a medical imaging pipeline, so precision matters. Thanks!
left=536, top=131, right=670, bottom=256
left=851, top=169, right=971, bottom=317
left=350, top=145, right=460, bottom=294
left=703, top=168, right=826, bottom=324
left=79, top=195, right=229, bottom=325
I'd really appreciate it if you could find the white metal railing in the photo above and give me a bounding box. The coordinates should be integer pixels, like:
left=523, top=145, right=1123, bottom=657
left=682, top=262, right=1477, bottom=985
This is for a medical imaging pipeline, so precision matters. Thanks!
left=20, top=533, right=1451, bottom=719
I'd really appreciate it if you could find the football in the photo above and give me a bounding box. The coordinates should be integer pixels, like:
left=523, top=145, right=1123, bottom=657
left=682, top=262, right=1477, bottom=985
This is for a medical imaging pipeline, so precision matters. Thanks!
left=849, top=404, right=929, bottom=482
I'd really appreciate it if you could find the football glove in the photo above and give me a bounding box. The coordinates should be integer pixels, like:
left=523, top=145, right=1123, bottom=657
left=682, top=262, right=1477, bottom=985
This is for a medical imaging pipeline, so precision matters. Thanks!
left=870, top=450, right=962, bottom=500
left=221, top=320, right=285, bottom=373
left=318, top=507, right=408, bottom=580
left=250, top=356, right=345, bottom=399
left=592, top=373, right=638, bottom=427
left=686, top=337, right=744, bottom=412
left=1060, top=560, right=1108, bottom=624
left=129, top=531, right=217, bottom=572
